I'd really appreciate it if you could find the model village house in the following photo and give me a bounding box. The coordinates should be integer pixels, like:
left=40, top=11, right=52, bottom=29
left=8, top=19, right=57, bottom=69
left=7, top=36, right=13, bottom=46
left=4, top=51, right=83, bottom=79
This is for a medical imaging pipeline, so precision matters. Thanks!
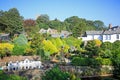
left=0, top=56, right=42, bottom=71
left=79, top=24, right=120, bottom=43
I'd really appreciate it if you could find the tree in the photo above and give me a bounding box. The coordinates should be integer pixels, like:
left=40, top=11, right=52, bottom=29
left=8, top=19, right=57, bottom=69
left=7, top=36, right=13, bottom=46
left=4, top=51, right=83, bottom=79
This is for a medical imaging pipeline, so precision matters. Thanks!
left=64, top=16, right=80, bottom=31
left=84, top=20, right=96, bottom=31
left=63, top=21, right=70, bottom=31
left=36, top=14, right=49, bottom=29
left=42, top=39, right=58, bottom=55
left=42, top=66, right=80, bottom=80
left=30, top=33, right=50, bottom=60
left=63, top=36, right=82, bottom=53
left=100, top=42, right=112, bottom=58
left=13, top=34, right=28, bottom=46
left=72, top=22, right=86, bottom=37
left=0, top=8, right=24, bottom=36
left=0, top=10, right=9, bottom=32
left=94, top=20, right=105, bottom=30
left=85, top=40, right=100, bottom=58
left=23, top=19, right=36, bottom=27
left=94, top=39, right=102, bottom=47
left=48, top=19, right=63, bottom=31
left=0, top=10, right=8, bottom=32
left=12, top=34, right=28, bottom=55
left=0, top=43, right=14, bottom=58
left=30, top=33, right=43, bottom=55
left=23, top=19, right=39, bottom=37
left=42, top=66, right=69, bottom=80
left=112, top=40, right=120, bottom=76
left=64, top=16, right=97, bottom=37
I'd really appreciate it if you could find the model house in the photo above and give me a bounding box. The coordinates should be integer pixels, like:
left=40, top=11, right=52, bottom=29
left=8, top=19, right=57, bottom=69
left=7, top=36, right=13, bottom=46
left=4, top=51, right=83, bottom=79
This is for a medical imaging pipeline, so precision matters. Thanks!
left=7, top=59, right=42, bottom=71
left=0, top=56, right=41, bottom=71
left=79, top=24, right=120, bottom=43
left=39, top=28, right=72, bottom=38
left=0, top=33, right=10, bottom=41
left=39, top=28, right=58, bottom=34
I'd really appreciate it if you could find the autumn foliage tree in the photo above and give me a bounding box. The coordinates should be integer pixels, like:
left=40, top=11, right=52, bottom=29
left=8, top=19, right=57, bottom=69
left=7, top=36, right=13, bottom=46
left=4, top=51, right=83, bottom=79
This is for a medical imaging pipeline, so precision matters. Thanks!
left=23, top=19, right=39, bottom=36
left=23, top=19, right=36, bottom=27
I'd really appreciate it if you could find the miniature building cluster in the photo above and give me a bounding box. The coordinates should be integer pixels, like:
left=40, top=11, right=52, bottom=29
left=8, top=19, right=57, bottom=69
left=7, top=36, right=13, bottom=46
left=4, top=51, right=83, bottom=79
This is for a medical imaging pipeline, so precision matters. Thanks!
left=79, top=24, right=120, bottom=43
left=7, top=59, right=42, bottom=71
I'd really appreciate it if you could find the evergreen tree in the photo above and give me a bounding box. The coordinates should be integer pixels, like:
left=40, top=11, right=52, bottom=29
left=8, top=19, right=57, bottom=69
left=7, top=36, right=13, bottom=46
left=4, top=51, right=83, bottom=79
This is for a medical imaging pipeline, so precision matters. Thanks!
left=0, top=8, right=24, bottom=36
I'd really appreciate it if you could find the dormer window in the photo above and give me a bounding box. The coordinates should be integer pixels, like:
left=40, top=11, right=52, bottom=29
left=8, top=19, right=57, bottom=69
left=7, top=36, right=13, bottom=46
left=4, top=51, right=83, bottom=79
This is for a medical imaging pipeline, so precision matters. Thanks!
left=117, top=34, right=119, bottom=39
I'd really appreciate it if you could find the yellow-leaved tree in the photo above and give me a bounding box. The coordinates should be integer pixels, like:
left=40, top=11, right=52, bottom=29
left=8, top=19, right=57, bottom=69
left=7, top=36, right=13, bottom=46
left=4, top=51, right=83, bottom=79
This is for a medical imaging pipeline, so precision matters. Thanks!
left=94, top=39, right=102, bottom=47
left=0, top=43, right=14, bottom=58
left=42, top=40, right=58, bottom=55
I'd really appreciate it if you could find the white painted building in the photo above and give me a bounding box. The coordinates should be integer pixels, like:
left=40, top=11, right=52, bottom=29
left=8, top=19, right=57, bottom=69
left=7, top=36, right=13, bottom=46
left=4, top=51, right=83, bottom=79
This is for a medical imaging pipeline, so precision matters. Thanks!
left=79, top=25, right=120, bottom=43
left=0, top=33, right=10, bottom=41
left=7, top=59, right=42, bottom=71
left=39, top=28, right=58, bottom=34
left=39, top=28, right=72, bottom=38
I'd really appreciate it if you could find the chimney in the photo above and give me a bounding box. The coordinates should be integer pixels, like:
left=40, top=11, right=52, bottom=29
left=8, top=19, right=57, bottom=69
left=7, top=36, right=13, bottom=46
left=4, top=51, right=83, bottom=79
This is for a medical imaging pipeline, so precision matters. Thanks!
left=109, top=24, right=112, bottom=29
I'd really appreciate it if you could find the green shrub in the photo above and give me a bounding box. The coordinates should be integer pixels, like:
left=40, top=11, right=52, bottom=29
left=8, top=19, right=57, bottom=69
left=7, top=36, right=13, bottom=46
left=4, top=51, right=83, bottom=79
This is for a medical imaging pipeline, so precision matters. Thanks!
left=90, top=58, right=102, bottom=67
left=42, top=66, right=80, bottom=80
left=12, top=34, right=29, bottom=55
left=95, top=57, right=112, bottom=66
left=12, top=45, right=28, bottom=55
left=71, top=57, right=89, bottom=66
left=42, top=66, right=70, bottom=80
left=0, top=70, right=26, bottom=80
left=13, top=34, right=28, bottom=46
left=101, top=58, right=112, bottom=65
left=102, top=77, right=114, bottom=80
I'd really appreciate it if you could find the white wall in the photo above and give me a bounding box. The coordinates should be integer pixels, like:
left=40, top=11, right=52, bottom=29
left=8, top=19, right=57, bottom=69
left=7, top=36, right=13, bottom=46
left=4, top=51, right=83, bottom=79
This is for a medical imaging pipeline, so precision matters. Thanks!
left=80, top=35, right=101, bottom=41
left=79, top=34, right=120, bottom=43
left=103, top=34, right=120, bottom=43
left=7, top=59, right=42, bottom=71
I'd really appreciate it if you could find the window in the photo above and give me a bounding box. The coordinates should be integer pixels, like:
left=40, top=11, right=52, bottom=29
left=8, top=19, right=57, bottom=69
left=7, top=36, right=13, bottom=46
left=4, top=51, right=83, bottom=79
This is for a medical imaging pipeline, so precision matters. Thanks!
left=92, top=35, right=94, bottom=40
left=108, top=35, right=111, bottom=40
left=105, top=35, right=111, bottom=40
left=105, top=35, right=108, bottom=40
left=117, top=34, right=119, bottom=39
left=26, top=66, right=28, bottom=69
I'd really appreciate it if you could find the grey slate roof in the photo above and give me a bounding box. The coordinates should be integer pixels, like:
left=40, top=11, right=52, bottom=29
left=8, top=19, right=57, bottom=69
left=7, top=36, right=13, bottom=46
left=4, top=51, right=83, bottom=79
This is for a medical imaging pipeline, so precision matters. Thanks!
left=86, top=31, right=103, bottom=35
left=86, top=26, right=120, bottom=35
left=0, top=33, right=9, bottom=36
left=104, top=26, right=120, bottom=34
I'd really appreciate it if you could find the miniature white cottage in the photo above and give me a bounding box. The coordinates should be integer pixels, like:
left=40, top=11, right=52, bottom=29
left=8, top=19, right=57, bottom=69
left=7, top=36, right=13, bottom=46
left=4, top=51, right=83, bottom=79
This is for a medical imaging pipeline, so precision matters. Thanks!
left=7, top=59, right=42, bottom=71
left=79, top=25, right=120, bottom=43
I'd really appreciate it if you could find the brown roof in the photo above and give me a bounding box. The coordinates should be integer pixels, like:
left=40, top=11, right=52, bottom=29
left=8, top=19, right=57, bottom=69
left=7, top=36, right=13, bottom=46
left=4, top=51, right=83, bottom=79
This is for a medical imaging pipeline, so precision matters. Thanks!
left=0, top=56, right=40, bottom=66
